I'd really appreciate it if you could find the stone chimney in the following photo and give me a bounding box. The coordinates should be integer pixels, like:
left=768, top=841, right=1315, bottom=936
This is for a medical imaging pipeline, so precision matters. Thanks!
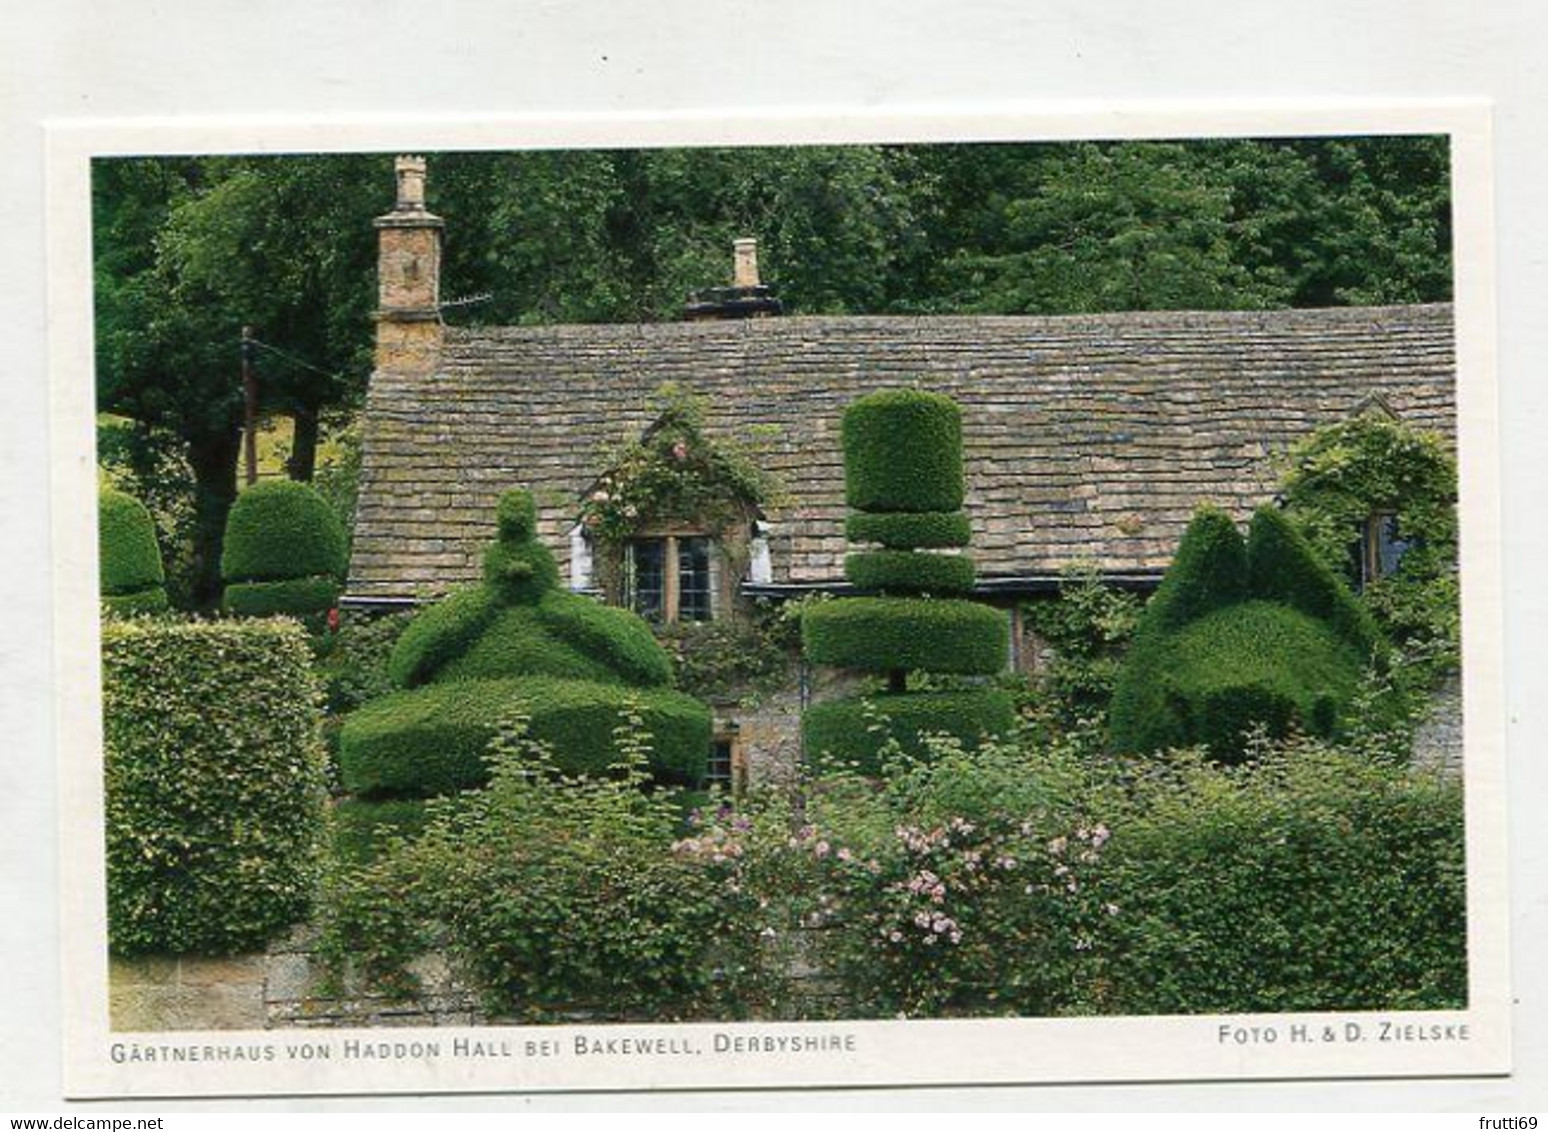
left=374, top=156, right=444, bottom=374
left=684, top=236, right=782, bottom=320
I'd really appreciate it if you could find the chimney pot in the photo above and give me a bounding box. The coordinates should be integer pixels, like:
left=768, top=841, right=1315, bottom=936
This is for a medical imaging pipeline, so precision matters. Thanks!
left=395, top=155, right=428, bottom=210
left=733, top=237, right=760, bottom=288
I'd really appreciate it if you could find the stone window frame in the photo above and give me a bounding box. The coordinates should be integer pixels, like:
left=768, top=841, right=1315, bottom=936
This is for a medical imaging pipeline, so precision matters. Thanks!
left=1357, top=510, right=1416, bottom=589
left=706, top=726, right=748, bottom=795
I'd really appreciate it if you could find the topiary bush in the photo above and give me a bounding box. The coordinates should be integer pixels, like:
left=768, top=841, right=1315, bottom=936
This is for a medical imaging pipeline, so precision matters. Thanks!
left=803, top=690, right=1019, bottom=775
left=1109, top=504, right=1386, bottom=761
left=802, top=390, right=1011, bottom=772
left=339, top=487, right=710, bottom=801
left=99, top=488, right=168, bottom=615
left=220, top=479, right=347, bottom=617
left=339, top=676, right=710, bottom=797
left=102, top=618, right=328, bottom=954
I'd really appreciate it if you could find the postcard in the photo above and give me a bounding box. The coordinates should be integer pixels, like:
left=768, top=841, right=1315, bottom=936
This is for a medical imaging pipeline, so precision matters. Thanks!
left=48, top=102, right=1508, bottom=1098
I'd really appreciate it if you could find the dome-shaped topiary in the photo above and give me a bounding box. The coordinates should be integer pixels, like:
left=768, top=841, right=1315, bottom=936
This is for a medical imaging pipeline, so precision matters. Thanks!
left=1109, top=504, right=1387, bottom=762
left=220, top=480, right=347, bottom=617
left=99, top=488, right=168, bottom=615
left=340, top=487, right=710, bottom=798
left=803, top=389, right=1011, bottom=772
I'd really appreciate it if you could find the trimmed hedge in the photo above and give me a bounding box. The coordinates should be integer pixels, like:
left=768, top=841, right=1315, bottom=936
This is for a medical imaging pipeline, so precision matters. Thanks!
left=338, top=677, right=711, bottom=798
left=1142, top=505, right=1248, bottom=635
left=1247, top=506, right=1381, bottom=660
left=803, top=689, right=1018, bottom=775
left=531, top=590, right=674, bottom=687
left=1110, top=504, right=1383, bottom=760
left=389, top=585, right=501, bottom=689
left=483, top=530, right=561, bottom=603
left=222, top=576, right=342, bottom=618
left=846, top=509, right=972, bottom=549
left=103, top=618, right=327, bottom=955
left=843, top=390, right=965, bottom=513
left=846, top=549, right=976, bottom=594
left=1102, top=745, right=1466, bottom=1013
left=803, top=597, right=1009, bottom=675
left=221, top=479, right=347, bottom=584
left=99, top=488, right=166, bottom=613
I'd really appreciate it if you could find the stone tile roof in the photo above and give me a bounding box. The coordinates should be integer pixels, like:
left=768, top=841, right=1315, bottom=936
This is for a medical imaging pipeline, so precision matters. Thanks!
left=347, top=304, right=1456, bottom=603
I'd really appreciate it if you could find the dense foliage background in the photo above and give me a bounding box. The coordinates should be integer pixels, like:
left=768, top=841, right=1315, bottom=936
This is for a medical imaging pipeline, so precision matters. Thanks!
left=93, top=137, right=1451, bottom=604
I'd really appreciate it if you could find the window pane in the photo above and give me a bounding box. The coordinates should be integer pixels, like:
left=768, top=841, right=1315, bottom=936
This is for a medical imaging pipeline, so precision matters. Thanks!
left=1377, top=514, right=1415, bottom=578
left=679, top=536, right=713, bottom=622
left=707, top=739, right=734, bottom=789
left=628, top=539, right=666, bottom=622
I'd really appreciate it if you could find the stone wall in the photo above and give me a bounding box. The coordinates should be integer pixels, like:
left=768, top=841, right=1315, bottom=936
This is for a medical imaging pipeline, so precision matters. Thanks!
left=107, top=925, right=852, bottom=1032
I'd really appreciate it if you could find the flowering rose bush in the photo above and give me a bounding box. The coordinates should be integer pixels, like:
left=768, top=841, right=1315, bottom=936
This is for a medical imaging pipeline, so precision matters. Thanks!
left=577, top=388, right=771, bottom=544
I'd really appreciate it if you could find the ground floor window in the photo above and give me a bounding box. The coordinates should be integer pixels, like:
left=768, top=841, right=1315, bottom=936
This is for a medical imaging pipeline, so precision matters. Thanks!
left=707, top=730, right=746, bottom=794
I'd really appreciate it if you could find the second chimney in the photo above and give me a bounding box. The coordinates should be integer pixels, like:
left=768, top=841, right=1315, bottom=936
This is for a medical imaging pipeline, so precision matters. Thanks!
left=685, top=237, right=783, bottom=321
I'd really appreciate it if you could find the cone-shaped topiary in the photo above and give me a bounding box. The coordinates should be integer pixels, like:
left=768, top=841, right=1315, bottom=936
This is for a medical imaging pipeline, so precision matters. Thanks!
left=802, top=390, right=1012, bottom=774
left=221, top=479, right=347, bottom=617
left=99, top=488, right=168, bottom=615
left=1109, top=504, right=1387, bottom=762
left=340, top=488, right=709, bottom=798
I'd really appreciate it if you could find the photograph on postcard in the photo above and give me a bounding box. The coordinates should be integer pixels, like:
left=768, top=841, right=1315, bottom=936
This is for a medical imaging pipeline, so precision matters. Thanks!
left=55, top=110, right=1507, bottom=1095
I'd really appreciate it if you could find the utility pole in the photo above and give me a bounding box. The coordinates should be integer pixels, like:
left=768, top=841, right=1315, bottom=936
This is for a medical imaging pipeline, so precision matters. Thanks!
left=241, top=326, right=258, bottom=486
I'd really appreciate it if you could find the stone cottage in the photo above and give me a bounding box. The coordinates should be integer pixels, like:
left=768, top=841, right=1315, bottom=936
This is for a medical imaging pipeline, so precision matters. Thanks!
left=346, top=157, right=1458, bottom=785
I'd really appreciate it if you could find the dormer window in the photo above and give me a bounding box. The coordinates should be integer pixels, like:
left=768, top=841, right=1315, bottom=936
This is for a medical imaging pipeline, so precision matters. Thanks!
left=625, top=533, right=719, bottom=623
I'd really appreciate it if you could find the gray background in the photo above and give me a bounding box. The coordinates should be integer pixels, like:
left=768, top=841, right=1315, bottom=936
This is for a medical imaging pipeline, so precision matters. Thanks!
left=2, top=0, right=1543, bottom=1112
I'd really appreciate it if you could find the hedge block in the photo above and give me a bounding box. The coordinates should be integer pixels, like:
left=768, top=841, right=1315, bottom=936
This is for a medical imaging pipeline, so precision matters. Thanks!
left=803, top=597, right=1008, bottom=675
left=99, top=488, right=167, bottom=613
left=843, top=390, right=965, bottom=513
left=803, top=689, right=1017, bottom=775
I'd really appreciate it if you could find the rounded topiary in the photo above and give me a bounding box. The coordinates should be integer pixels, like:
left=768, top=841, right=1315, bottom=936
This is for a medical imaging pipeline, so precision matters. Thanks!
left=843, top=390, right=965, bottom=514
left=803, top=597, right=1007, bottom=675
left=221, top=479, right=346, bottom=616
left=339, top=677, right=711, bottom=798
left=1109, top=504, right=1388, bottom=762
left=802, top=689, right=1018, bottom=775
left=845, top=549, right=976, bottom=594
left=846, top=510, right=972, bottom=549
left=341, top=487, right=709, bottom=800
left=803, top=390, right=1012, bottom=769
left=99, top=488, right=168, bottom=615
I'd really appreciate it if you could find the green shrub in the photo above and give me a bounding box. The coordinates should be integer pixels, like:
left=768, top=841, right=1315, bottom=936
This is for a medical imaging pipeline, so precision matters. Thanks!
left=846, top=550, right=976, bottom=594
left=321, top=609, right=415, bottom=714
left=221, top=576, right=342, bottom=618
left=803, top=597, right=1008, bottom=675
left=657, top=615, right=793, bottom=703
left=1100, top=740, right=1466, bottom=1013
left=1155, top=601, right=1364, bottom=757
left=846, top=509, right=972, bottom=549
left=1110, top=505, right=1383, bottom=760
left=318, top=709, right=775, bottom=1020
left=99, top=488, right=167, bottom=613
left=330, top=798, right=435, bottom=868
left=1246, top=506, right=1381, bottom=660
left=482, top=527, right=561, bottom=603
left=531, top=591, right=674, bottom=687
left=1141, top=505, right=1248, bottom=634
left=338, top=677, right=711, bottom=798
left=102, top=618, right=327, bottom=954
left=1021, top=566, right=1143, bottom=729
left=843, top=390, right=964, bottom=513
left=803, top=689, right=1018, bottom=774
left=388, top=585, right=500, bottom=689
left=221, top=479, right=347, bottom=584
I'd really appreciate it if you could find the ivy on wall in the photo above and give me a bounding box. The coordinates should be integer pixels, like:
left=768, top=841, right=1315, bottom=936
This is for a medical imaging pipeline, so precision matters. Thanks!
left=1277, top=413, right=1460, bottom=682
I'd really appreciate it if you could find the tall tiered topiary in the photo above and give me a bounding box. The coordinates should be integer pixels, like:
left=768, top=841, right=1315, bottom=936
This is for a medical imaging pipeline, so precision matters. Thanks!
left=220, top=479, right=348, bottom=617
left=802, top=390, right=1014, bottom=773
left=99, top=487, right=169, bottom=616
left=339, top=488, right=711, bottom=799
left=1109, top=504, right=1385, bottom=762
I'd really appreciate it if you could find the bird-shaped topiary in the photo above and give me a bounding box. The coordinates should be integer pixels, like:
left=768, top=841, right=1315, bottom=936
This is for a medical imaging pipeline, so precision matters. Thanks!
left=339, top=488, right=711, bottom=799
left=1108, top=504, right=1386, bottom=762
left=220, top=479, right=347, bottom=617
left=801, top=390, right=1015, bottom=774
left=99, top=487, right=168, bottom=615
